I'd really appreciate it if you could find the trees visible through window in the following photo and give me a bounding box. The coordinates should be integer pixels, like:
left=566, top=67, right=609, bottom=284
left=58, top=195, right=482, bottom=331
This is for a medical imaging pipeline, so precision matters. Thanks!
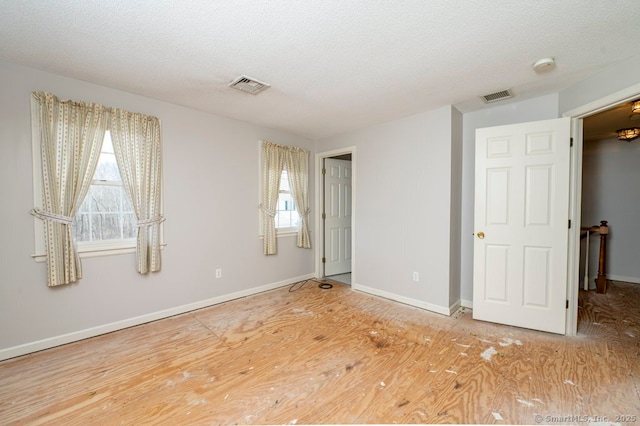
left=73, top=131, right=136, bottom=243
left=31, top=91, right=165, bottom=285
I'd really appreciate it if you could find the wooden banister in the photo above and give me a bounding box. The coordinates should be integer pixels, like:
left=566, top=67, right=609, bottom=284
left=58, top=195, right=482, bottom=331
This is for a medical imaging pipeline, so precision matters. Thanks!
left=595, top=221, right=609, bottom=293
left=580, top=221, right=609, bottom=293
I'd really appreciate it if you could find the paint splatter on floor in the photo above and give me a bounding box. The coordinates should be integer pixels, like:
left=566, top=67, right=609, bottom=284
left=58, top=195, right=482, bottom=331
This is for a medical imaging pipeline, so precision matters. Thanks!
left=516, top=398, right=534, bottom=407
left=498, top=337, right=522, bottom=347
left=481, top=346, right=497, bottom=361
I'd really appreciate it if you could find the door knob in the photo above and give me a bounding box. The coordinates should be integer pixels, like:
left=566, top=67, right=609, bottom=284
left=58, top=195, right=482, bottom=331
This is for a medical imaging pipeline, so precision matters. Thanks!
left=477, top=232, right=485, bottom=239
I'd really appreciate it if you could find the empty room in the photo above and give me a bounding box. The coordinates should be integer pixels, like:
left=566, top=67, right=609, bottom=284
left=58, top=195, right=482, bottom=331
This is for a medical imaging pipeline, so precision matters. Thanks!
left=1, top=1, right=640, bottom=424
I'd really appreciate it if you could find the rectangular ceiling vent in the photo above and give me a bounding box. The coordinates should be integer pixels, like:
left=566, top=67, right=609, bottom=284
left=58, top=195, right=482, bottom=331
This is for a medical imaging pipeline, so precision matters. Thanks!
left=481, top=89, right=513, bottom=104
left=229, top=75, right=271, bottom=95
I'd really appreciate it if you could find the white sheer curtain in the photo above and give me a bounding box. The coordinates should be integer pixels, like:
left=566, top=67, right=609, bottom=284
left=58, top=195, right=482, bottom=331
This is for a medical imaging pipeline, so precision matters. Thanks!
left=260, top=141, right=286, bottom=255
left=285, top=147, right=311, bottom=249
left=109, top=108, right=163, bottom=273
left=31, top=92, right=107, bottom=287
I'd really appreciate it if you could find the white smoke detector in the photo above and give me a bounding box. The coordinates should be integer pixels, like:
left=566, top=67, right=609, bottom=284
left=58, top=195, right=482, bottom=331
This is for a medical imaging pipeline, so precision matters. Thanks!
left=229, top=75, right=271, bottom=95
left=532, top=57, right=556, bottom=72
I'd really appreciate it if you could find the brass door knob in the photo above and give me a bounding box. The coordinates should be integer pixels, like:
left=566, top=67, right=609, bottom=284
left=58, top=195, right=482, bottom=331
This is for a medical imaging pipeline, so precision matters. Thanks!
left=477, top=232, right=485, bottom=239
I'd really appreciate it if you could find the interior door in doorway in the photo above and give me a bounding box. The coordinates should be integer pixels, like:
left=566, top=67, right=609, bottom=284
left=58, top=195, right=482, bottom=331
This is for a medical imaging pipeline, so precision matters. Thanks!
left=473, top=117, right=571, bottom=334
left=324, top=158, right=352, bottom=277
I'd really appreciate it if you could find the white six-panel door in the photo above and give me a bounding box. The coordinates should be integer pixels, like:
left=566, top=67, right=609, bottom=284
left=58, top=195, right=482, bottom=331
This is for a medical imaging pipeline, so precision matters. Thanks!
left=324, top=158, right=352, bottom=277
left=473, top=118, right=571, bottom=334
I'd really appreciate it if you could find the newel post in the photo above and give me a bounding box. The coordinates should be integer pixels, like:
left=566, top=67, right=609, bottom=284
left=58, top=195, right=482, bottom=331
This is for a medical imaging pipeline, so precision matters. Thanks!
left=595, top=221, right=609, bottom=294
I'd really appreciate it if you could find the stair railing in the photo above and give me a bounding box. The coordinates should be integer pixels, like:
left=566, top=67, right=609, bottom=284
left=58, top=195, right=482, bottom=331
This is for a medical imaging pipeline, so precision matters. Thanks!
left=580, top=220, right=609, bottom=293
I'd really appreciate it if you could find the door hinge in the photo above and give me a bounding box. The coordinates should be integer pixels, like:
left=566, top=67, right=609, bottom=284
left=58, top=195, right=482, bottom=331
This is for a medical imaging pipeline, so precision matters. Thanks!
left=566, top=299, right=569, bottom=309
left=322, top=168, right=326, bottom=175
left=570, top=137, right=573, bottom=147
left=322, top=257, right=326, bottom=263
left=322, top=212, right=326, bottom=220
left=568, top=219, right=571, bottom=229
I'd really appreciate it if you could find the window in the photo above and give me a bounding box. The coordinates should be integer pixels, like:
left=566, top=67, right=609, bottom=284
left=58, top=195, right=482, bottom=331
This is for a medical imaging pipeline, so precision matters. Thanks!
left=31, top=97, right=164, bottom=262
left=275, top=168, right=300, bottom=232
left=73, top=131, right=137, bottom=245
left=259, top=139, right=311, bottom=254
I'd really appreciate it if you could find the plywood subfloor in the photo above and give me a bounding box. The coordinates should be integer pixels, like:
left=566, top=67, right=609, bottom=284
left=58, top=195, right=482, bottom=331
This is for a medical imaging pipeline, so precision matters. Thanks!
left=1, top=280, right=639, bottom=425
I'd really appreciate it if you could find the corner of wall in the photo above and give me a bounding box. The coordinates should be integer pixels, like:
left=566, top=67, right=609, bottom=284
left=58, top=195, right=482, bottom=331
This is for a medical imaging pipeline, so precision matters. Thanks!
left=353, top=283, right=453, bottom=317
left=449, top=107, right=463, bottom=304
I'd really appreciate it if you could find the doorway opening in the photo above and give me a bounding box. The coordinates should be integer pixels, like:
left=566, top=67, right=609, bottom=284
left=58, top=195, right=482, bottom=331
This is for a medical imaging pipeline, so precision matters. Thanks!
left=580, top=100, right=640, bottom=289
left=315, top=147, right=356, bottom=286
left=565, top=83, right=640, bottom=335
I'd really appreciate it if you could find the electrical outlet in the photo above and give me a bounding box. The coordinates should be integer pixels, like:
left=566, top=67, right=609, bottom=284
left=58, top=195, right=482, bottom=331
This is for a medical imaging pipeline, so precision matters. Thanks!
left=413, top=272, right=419, bottom=282
left=215, top=269, right=222, bottom=279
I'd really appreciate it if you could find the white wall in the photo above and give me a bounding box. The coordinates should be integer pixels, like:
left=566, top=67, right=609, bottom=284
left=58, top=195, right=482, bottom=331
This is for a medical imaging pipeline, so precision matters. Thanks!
left=559, top=54, right=640, bottom=115
left=6, top=52, right=639, bottom=357
left=316, top=106, right=461, bottom=314
left=581, top=136, right=640, bottom=283
left=559, top=53, right=640, bottom=289
left=460, top=52, right=640, bottom=304
left=449, top=108, right=463, bottom=305
left=460, top=94, right=560, bottom=304
left=0, top=61, right=315, bottom=358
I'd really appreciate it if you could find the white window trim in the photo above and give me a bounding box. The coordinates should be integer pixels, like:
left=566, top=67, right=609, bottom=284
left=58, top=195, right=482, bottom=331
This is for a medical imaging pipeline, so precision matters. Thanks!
left=30, top=97, right=165, bottom=262
left=257, top=140, right=300, bottom=239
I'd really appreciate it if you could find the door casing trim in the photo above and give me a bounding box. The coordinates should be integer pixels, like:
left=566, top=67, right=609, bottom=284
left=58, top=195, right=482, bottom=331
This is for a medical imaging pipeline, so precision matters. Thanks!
left=314, top=146, right=356, bottom=282
left=563, top=82, right=640, bottom=336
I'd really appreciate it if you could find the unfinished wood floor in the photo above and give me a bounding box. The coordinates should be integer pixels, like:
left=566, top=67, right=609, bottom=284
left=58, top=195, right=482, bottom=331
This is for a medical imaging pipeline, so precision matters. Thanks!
left=1, top=280, right=639, bottom=425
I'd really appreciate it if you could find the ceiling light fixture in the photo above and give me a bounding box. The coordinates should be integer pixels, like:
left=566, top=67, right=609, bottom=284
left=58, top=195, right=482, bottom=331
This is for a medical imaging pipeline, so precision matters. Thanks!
left=616, top=127, right=640, bottom=142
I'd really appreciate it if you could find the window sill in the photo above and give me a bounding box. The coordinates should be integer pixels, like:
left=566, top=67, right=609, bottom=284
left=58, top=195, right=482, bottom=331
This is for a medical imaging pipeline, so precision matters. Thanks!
left=32, top=242, right=166, bottom=263
left=259, top=230, right=299, bottom=239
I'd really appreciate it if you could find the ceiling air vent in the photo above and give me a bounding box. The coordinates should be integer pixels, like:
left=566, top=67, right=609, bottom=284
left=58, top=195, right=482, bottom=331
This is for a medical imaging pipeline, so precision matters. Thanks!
left=481, top=89, right=513, bottom=104
left=229, top=75, right=271, bottom=95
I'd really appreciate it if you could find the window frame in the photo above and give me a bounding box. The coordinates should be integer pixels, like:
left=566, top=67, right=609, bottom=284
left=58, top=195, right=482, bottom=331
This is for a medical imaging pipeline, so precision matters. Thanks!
left=30, top=98, right=165, bottom=262
left=274, top=168, right=301, bottom=234
left=257, top=141, right=299, bottom=238
left=73, top=131, right=138, bottom=248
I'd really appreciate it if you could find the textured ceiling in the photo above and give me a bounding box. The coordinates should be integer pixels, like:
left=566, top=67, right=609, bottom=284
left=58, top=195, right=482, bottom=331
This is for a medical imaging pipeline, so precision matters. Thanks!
left=1, top=0, right=640, bottom=140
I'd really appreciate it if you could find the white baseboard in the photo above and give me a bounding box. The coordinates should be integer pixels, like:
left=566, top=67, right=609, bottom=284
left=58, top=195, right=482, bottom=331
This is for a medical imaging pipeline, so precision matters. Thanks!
left=586, top=274, right=640, bottom=287
left=352, top=283, right=451, bottom=316
left=0, top=273, right=315, bottom=362
left=460, top=299, right=473, bottom=309
left=448, top=299, right=462, bottom=316
left=606, top=274, right=640, bottom=285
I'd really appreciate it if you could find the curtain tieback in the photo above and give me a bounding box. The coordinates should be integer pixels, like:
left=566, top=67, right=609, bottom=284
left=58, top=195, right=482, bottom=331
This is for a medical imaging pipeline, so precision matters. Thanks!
left=30, top=208, right=73, bottom=224
left=300, top=208, right=311, bottom=223
left=259, top=204, right=276, bottom=218
left=137, top=216, right=165, bottom=227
